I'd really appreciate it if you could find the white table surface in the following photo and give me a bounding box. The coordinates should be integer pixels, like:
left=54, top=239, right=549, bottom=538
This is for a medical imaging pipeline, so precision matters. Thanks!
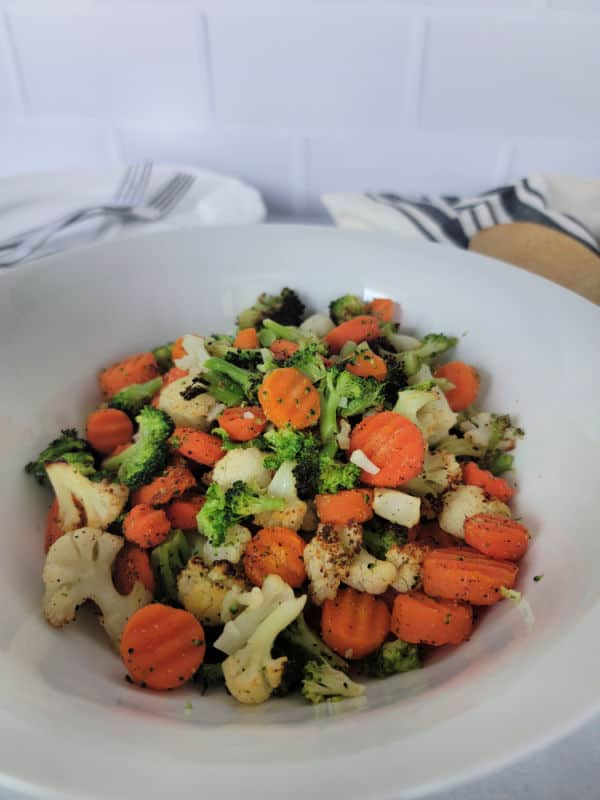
left=2, top=212, right=598, bottom=800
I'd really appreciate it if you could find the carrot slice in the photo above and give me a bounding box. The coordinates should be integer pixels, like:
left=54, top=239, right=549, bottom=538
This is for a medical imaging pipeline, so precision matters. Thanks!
left=433, top=361, right=480, bottom=412
left=392, top=592, right=472, bottom=646
left=131, top=465, right=197, bottom=506
left=45, top=498, right=65, bottom=553
left=171, top=427, right=225, bottom=467
left=345, top=350, right=387, bottom=381
left=123, top=504, right=171, bottom=549
left=86, top=408, right=134, bottom=455
left=218, top=406, right=267, bottom=442
left=270, top=339, right=300, bottom=360
left=99, top=352, right=159, bottom=399
left=462, top=462, right=514, bottom=502
left=422, top=547, right=518, bottom=605
left=325, top=315, right=381, bottom=354
left=314, top=489, right=374, bottom=525
left=464, top=513, right=529, bottom=561
left=113, top=543, right=156, bottom=595
left=366, top=298, right=394, bottom=323
left=243, top=526, right=306, bottom=588
left=349, top=411, right=425, bottom=487
left=321, top=588, right=390, bottom=659
left=120, top=604, right=206, bottom=690
left=258, top=367, right=320, bottom=430
left=233, top=328, right=259, bottom=349
left=165, top=495, right=206, bottom=531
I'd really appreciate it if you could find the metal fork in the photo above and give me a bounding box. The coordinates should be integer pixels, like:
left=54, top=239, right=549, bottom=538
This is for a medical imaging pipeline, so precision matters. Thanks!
left=0, top=162, right=152, bottom=253
left=0, top=171, right=195, bottom=267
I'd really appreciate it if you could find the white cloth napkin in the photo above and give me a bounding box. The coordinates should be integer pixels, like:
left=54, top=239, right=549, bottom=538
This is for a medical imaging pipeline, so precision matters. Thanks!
left=0, top=164, right=266, bottom=262
left=322, top=174, right=600, bottom=252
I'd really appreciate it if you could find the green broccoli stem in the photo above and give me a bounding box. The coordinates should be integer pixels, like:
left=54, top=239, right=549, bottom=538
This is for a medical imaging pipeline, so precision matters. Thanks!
left=204, top=357, right=254, bottom=392
left=261, top=319, right=304, bottom=344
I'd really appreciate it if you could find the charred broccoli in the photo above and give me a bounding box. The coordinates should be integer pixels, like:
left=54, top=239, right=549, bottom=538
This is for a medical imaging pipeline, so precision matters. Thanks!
left=301, top=659, right=364, bottom=704
left=278, top=612, right=348, bottom=671
left=365, top=639, right=422, bottom=677
left=329, top=294, right=366, bottom=325
left=109, top=376, right=163, bottom=417
left=237, top=288, right=305, bottom=330
left=363, top=518, right=408, bottom=560
left=25, top=429, right=95, bottom=487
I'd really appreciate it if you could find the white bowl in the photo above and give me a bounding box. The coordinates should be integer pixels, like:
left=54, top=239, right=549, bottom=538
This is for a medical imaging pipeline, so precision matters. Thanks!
left=1, top=225, right=599, bottom=800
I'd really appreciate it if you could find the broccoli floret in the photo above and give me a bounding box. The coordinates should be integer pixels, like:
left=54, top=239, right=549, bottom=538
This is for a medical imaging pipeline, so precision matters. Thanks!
left=319, top=367, right=383, bottom=445
left=151, top=529, right=192, bottom=602
left=329, top=294, right=366, bottom=325
left=194, top=662, right=225, bottom=694
left=197, top=481, right=285, bottom=546
left=363, top=518, right=408, bottom=560
left=205, top=334, right=235, bottom=358
left=479, top=451, right=514, bottom=476
left=262, top=428, right=317, bottom=469
left=102, top=406, right=174, bottom=489
left=401, top=333, right=458, bottom=376
left=258, top=318, right=325, bottom=352
left=365, top=639, right=422, bottom=678
left=272, top=653, right=305, bottom=697
left=25, top=428, right=94, bottom=487
left=318, top=454, right=360, bottom=494
left=237, top=288, right=305, bottom=330
left=283, top=343, right=327, bottom=383
left=152, top=343, right=174, bottom=373
left=301, top=659, right=364, bottom=705
left=109, top=376, right=163, bottom=417
left=278, top=612, right=348, bottom=671
left=203, top=356, right=258, bottom=404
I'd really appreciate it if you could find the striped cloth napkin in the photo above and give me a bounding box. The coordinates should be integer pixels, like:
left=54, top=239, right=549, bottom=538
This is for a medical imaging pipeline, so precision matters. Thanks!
left=322, top=175, right=600, bottom=255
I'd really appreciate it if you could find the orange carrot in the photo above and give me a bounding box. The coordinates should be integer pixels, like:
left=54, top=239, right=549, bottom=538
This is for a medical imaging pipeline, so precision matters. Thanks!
left=258, top=367, right=320, bottom=430
left=113, top=543, right=156, bottom=595
left=217, top=406, right=267, bottom=442
left=462, top=462, right=514, bottom=502
left=132, top=465, right=197, bottom=506
left=422, top=547, right=518, bottom=605
left=392, top=592, right=472, bottom=646
left=433, top=361, right=480, bottom=412
left=163, top=366, right=189, bottom=387
left=99, top=352, right=159, bottom=399
left=321, top=588, right=390, bottom=659
left=86, top=408, right=134, bottom=455
left=349, top=410, right=425, bottom=487
left=325, top=315, right=381, bottom=354
left=165, top=495, right=206, bottom=531
left=314, top=489, right=374, bottom=525
left=120, top=604, right=206, bottom=690
left=123, top=504, right=171, bottom=549
left=171, top=336, right=190, bottom=361
left=345, top=349, right=387, bottom=381
left=45, top=498, right=65, bottom=553
left=270, top=339, right=300, bottom=360
left=171, top=427, right=225, bottom=466
left=464, top=514, right=529, bottom=561
left=243, top=527, right=306, bottom=588
left=366, top=297, right=394, bottom=323
left=233, top=328, right=259, bottom=349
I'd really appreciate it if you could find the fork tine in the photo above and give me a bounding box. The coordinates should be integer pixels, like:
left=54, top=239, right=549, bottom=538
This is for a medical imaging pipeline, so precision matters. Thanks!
left=118, top=162, right=153, bottom=206
left=113, top=165, right=137, bottom=204
left=151, top=174, right=195, bottom=215
left=147, top=173, right=185, bottom=209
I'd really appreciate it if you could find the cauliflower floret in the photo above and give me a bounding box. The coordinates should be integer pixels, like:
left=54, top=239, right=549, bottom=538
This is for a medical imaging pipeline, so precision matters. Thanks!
left=404, top=451, right=462, bottom=497
left=417, top=387, right=458, bottom=445
left=439, top=485, right=511, bottom=538
left=372, top=489, right=421, bottom=528
left=303, top=522, right=362, bottom=606
left=177, top=557, right=248, bottom=626
left=173, top=334, right=211, bottom=372
left=344, top=549, right=396, bottom=594
left=158, top=374, right=217, bottom=429
left=387, top=542, right=429, bottom=592
left=222, top=592, right=307, bottom=705
left=459, top=411, right=524, bottom=452
left=300, top=312, right=335, bottom=337
left=215, top=573, right=302, bottom=655
left=253, top=499, right=308, bottom=531
left=198, top=523, right=252, bottom=565
left=212, top=447, right=272, bottom=491
left=45, top=462, right=128, bottom=532
left=43, top=527, right=152, bottom=646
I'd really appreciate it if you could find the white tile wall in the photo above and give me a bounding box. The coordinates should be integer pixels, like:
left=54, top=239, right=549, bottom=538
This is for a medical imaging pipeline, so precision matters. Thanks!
left=0, top=1, right=599, bottom=215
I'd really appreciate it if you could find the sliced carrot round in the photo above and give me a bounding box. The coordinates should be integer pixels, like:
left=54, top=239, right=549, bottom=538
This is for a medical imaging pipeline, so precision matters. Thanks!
left=233, top=328, right=259, bottom=349
left=123, top=504, right=171, bottom=549
left=366, top=298, right=394, bottom=323
left=86, top=408, right=134, bottom=455
left=243, top=527, right=306, bottom=588
left=345, top=350, right=387, bottom=381
left=422, top=546, right=518, bottom=605
left=99, top=352, right=159, bottom=399
left=462, top=462, right=514, bottom=502
left=165, top=495, right=206, bottom=531
left=120, top=604, right=206, bottom=690
left=315, top=489, right=374, bottom=525
left=270, top=339, right=300, bottom=360
left=464, top=513, right=529, bottom=561
left=392, top=591, right=472, bottom=646
left=171, top=427, right=225, bottom=466
left=131, top=465, right=197, bottom=506
left=325, top=315, right=381, bottom=354
left=349, top=410, right=425, bottom=487
left=433, top=361, right=480, bottom=412
left=113, top=543, right=156, bottom=595
left=218, top=406, right=267, bottom=442
left=258, top=367, right=320, bottom=430
left=321, top=588, right=390, bottom=659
